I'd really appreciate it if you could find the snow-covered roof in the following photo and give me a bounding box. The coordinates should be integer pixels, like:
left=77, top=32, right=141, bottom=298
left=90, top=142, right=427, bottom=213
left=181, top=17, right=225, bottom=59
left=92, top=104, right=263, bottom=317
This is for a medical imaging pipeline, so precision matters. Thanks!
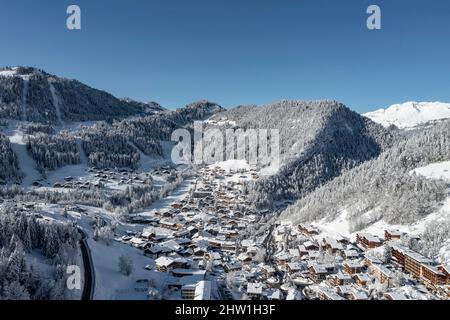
left=357, top=233, right=382, bottom=243
left=155, top=256, right=174, bottom=267
left=286, top=262, right=302, bottom=271
left=337, top=285, right=353, bottom=295
left=385, top=292, right=408, bottom=300
left=344, top=261, right=364, bottom=269
left=343, top=250, right=360, bottom=258
left=350, top=290, right=369, bottom=300
left=265, top=289, right=282, bottom=300
left=194, top=280, right=211, bottom=300
left=319, top=288, right=344, bottom=300
left=160, top=239, right=182, bottom=252
left=247, top=283, right=263, bottom=295
left=391, top=244, right=433, bottom=264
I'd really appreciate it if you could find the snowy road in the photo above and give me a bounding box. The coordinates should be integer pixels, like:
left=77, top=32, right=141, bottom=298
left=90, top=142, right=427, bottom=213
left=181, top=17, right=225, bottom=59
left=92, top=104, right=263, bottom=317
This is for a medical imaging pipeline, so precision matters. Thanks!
left=79, top=229, right=95, bottom=300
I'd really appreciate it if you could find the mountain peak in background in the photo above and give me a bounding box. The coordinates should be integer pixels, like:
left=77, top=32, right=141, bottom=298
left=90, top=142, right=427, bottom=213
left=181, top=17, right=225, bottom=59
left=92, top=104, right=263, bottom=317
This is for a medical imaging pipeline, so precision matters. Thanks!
left=0, top=66, right=165, bottom=124
left=364, top=101, right=450, bottom=129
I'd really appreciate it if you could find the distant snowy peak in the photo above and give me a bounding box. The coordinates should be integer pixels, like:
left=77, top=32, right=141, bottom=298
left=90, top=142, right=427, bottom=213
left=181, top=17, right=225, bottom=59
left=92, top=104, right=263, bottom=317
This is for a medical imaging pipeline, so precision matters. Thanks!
left=364, top=102, right=450, bottom=129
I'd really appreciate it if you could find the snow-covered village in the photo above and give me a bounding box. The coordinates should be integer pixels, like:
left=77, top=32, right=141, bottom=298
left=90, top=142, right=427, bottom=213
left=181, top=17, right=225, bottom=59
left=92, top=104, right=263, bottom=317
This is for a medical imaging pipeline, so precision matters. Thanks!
left=2, top=153, right=449, bottom=301
left=2, top=2, right=450, bottom=310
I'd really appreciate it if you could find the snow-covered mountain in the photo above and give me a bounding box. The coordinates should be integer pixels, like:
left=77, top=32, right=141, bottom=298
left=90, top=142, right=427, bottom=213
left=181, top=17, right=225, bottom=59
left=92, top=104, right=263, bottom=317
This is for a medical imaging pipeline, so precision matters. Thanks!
left=211, top=100, right=396, bottom=207
left=364, top=101, right=450, bottom=129
left=0, top=66, right=165, bottom=124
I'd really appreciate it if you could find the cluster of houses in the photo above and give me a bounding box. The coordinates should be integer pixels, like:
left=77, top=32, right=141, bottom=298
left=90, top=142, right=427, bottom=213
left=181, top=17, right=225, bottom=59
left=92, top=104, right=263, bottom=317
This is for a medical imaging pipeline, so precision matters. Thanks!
left=121, top=166, right=281, bottom=300
left=116, top=164, right=449, bottom=301
left=48, top=167, right=156, bottom=190
left=264, top=222, right=450, bottom=300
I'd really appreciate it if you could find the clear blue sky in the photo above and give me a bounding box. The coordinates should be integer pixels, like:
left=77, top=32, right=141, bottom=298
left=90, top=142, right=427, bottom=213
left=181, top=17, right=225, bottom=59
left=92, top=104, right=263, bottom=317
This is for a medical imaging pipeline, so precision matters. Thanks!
left=1, top=0, right=450, bottom=112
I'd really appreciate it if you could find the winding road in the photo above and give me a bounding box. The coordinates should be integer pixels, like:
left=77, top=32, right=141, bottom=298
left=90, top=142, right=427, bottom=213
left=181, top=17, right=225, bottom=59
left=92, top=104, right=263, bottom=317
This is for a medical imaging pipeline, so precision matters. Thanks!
left=78, top=229, right=95, bottom=300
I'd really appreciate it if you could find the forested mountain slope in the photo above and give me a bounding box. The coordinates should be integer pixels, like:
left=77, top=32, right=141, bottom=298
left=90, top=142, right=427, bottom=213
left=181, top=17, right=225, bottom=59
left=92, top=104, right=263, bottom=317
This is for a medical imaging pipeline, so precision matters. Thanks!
left=0, top=134, right=21, bottom=184
left=281, top=119, right=450, bottom=228
left=0, top=67, right=164, bottom=124
left=213, top=100, right=396, bottom=208
left=0, top=100, right=223, bottom=182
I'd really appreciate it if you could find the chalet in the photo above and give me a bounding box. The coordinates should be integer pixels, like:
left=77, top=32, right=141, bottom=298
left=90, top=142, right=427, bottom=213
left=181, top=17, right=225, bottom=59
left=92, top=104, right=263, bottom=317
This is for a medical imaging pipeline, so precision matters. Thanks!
left=240, top=239, right=255, bottom=248
left=173, top=228, right=190, bottom=239
left=144, top=246, right=168, bottom=258
left=356, top=233, right=383, bottom=249
left=298, top=224, right=320, bottom=236
left=342, top=250, right=360, bottom=260
left=155, top=256, right=189, bottom=272
left=129, top=215, right=159, bottom=224
left=335, top=234, right=350, bottom=245
left=353, top=273, right=370, bottom=287
left=159, top=220, right=180, bottom=231
left=363, top=254, right=384, bottom=267
left=171, top=268, right=206, bottom=279
left=385, top=229, right=404, bottom=241
left=343, top=261, right=365, bottom=274
left=246, top=246, right=259, bottom=257
left=329, top=272, right=353, bottom=286
left=308, top=264, right=333, bottom=281
left=275, top=253, right=291, bottom=267
left=322, top=237, right=344, bottom=254
left=179, top=248, right=194, bottom=257
left=193, top=191, right=212, bottom=198
left=306, top=251, right=320, bottom=261
left=265, top=289, right=282, bottom=300
left=129, top=237, right=146, bottom=248
left=301, top=241, right=319, bottom=251
left=288, top=248, right=300, bottom=258
left=194, top=247, right=206, bottom=257
left=159, top=239, right=183, bottom=253
left=384, top=292, right=408, bottom=300
left=224, top=262, right=242, bottom=272
left=237, top=253, right=253, bottom=264
left=209, top=239, right=236, bottom=251
left=348, top=290, right=369, bottom=300
left=247, top=283, right=263, bottom=300
left=286, top=262, right=303, bottom=274
left=368, top=264, right=395, bottom=288
left=171, top=202, right=183, bottom=209
left=137, top=231, right=155, bottom=240
left=336, top=285, right=353, bottom=298
left=261, top=265, right=276, bottom=276
left=151, top=234, right=169, bottom=243
left=318, top=288, right=344, bottom=301
left=438, top=265, right=450, bottom=285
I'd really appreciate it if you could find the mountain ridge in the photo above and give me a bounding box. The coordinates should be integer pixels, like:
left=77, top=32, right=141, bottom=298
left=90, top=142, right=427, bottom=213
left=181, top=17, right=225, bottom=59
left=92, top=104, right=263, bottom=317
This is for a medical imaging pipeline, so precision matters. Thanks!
left=0, top=66, right=165, bottom=124
left=364, top=101, right=450, bottom=129
left=210, top=100, right=396, bottom=208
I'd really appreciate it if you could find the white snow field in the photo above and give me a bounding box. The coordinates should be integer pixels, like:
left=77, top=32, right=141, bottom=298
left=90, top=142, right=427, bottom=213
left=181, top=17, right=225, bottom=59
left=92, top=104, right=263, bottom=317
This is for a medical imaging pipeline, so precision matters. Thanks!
left=8, top=127, right=41, bottom=186
left=364, top=101, right=450, bottom=129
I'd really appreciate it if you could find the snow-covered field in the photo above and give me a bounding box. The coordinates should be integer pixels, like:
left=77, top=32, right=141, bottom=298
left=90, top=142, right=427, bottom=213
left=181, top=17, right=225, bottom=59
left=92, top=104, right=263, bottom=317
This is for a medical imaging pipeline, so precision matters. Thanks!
left=412, top=161, right=450, bottom=182
left=7, top=126, right=41, bottom=186
left=87, top=239, right=162, bottom=300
